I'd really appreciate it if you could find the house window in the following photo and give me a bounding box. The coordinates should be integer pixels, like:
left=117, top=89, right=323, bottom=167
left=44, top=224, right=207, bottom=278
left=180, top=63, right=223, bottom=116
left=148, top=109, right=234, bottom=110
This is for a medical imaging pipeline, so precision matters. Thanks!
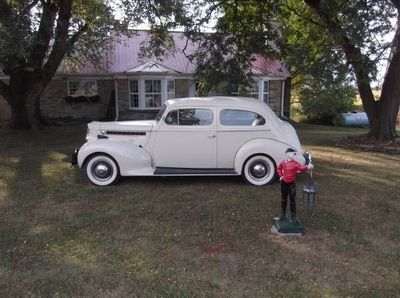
left=129, top=80, right=139, bottom=108
left=145, top=80, right=162, bottom=108
left=126, top=78, right=190, bottom=109
left=230, top=81, right=258, bottom=99
left=68, top=80, right=97, bottom=97
left=263, top=81, right=269, bottom=103
left=167, top=80, right=175, bottom=99
left=249, top=81, right=259, bottom=99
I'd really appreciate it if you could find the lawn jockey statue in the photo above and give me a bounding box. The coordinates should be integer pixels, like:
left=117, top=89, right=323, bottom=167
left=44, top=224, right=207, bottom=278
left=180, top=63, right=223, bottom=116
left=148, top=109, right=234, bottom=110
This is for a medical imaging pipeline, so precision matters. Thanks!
left=277, top=148, right=314, bottom=224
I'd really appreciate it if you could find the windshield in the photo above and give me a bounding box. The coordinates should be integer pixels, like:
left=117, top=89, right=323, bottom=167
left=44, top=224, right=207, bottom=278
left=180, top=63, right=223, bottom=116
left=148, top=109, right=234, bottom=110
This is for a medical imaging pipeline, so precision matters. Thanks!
left=155, top=104, right=167, bottom=122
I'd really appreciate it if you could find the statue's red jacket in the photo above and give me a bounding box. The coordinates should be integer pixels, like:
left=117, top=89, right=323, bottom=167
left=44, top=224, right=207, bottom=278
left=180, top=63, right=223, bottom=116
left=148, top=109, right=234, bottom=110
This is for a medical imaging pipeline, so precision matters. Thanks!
left=277, top=159, right=308, bottom=183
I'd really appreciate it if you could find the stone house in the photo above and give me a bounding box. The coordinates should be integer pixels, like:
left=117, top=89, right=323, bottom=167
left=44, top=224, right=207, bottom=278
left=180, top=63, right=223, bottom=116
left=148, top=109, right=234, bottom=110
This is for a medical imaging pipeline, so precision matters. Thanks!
left=0, top=31, right=291, bottom=122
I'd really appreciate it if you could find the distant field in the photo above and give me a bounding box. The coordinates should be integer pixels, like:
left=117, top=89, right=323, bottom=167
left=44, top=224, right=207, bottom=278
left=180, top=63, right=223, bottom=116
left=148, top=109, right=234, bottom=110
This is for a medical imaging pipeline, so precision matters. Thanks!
left=0, top=124, right=399, bottom=297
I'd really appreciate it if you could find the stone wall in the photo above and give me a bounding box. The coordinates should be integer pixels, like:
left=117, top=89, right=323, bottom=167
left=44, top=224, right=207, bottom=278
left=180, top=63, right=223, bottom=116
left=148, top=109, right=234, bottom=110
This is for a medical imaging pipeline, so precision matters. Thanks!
left=0, top=77, right=290, bottom=124
left=41, top=79, right=114, bottom=120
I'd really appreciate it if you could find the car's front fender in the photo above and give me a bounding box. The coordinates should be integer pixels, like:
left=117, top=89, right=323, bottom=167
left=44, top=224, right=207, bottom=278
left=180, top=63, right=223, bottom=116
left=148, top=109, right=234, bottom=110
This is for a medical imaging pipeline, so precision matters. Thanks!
left=233, top=139, right=305, bottom=174
left=77, top=139, right=152, bottom=176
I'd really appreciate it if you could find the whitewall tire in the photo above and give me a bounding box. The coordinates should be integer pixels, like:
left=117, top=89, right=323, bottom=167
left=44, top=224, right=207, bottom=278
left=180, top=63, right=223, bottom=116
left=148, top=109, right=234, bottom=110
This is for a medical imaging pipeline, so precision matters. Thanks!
left=84, top=154, right=120, bottom=186
left=242, top=155, right=276, bottom=186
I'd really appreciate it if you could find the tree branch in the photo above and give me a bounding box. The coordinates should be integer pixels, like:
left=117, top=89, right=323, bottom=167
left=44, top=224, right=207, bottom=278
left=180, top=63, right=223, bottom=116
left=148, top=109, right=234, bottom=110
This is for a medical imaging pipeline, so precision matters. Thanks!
left=303, top=0, right=376, bottom=118
left=283, top=1, right=325, bottom=28
left=21, top=0, right=40, bottom=16
left=0, top=0, right=12, bottom=21
left=66, top=23, right=88, bottom=51
left=390, top=0, right=400, bottom=10
left=43, top=0, right=72, bottom=81
left=28, top=1, right=58, bottom=68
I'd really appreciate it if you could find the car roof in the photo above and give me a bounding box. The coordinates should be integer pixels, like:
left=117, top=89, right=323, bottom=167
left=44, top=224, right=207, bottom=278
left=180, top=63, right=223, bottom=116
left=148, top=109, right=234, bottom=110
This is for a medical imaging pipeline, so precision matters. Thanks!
left=165, top=96, right=273, bottom=112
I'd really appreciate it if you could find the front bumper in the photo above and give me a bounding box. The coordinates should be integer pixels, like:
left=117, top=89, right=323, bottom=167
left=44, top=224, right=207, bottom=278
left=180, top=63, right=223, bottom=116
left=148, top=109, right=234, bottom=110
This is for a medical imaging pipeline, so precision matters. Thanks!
left=71, top=148, right=79, bottom=166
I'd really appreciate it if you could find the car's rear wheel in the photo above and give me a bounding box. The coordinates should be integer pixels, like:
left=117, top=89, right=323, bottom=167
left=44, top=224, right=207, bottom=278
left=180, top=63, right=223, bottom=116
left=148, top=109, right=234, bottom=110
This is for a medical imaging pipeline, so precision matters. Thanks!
left=242, top=155, right=276, bottom=186
left=84, top=154, right=120, bottom=186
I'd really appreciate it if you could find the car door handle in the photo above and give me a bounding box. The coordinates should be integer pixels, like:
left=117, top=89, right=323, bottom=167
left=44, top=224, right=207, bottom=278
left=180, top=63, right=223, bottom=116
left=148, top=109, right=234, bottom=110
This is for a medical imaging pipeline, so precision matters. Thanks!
left=208, top=135, right=216, bottom=138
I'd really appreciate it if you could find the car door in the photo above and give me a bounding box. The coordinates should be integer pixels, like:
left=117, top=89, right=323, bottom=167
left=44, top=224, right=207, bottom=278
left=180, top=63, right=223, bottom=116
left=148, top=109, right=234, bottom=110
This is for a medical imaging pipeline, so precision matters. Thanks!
left=217, top=108, right=271, bottom=168
left=153, top=107, right=217, bottom=168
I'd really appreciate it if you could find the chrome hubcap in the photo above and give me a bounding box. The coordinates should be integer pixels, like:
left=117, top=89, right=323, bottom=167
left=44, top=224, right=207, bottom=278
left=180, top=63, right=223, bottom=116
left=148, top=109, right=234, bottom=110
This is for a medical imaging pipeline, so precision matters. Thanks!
left=93, top=162, right=113, bottom=180
left=249, top=161, right=269, bottom=179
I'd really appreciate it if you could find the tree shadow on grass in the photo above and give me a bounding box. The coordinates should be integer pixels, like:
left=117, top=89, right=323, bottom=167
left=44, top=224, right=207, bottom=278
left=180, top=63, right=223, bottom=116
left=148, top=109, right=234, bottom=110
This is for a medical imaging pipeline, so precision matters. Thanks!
left=0, top=129, right=200, bottom=296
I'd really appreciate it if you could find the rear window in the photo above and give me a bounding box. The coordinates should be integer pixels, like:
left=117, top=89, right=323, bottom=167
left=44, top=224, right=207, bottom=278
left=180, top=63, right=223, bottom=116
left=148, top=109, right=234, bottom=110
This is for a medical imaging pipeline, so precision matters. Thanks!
left=220, top=109, right=265, bottom=126
left=165, top=108, right=213, bottom=126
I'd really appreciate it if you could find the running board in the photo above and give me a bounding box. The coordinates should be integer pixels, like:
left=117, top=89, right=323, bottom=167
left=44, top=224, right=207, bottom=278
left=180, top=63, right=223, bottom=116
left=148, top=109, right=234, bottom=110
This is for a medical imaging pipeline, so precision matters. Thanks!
left=154, top=167, right=238, bottom=175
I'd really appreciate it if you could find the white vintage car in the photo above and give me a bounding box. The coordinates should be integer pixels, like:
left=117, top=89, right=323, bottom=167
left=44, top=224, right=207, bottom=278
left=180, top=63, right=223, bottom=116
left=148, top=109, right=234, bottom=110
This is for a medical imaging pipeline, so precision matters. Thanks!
left=72, top=96, right=308, bottom=186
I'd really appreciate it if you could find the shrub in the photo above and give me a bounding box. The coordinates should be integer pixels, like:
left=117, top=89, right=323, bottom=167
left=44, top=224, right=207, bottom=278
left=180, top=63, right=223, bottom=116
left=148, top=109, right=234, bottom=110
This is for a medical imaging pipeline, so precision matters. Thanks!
left=299, top=80, right=356, bottom=124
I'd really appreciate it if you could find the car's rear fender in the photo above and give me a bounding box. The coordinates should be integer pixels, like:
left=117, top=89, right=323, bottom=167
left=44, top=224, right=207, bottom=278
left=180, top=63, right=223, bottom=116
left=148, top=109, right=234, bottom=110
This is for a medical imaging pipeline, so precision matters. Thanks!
left=77, top=139, right=152, bottom=176
left=233, top=139, right=305, bottom=174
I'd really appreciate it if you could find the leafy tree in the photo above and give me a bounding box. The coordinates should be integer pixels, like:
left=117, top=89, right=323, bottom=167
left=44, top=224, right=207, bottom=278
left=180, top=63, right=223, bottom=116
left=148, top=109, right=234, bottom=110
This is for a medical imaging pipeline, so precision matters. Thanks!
left=279, top=0, right=357, bottom=122
left=174, top=0, right=399, bottom=140
left=192, top=1, right=279, bottom=95
left=0, top=0, right=117, bottom=128
left=301, top=0, right=400, bottom=140
left=299, top=79, right=356, bottom=124
left=0, top=0, right=186, bottom=129
left=139, top=0, right=280, bottom=95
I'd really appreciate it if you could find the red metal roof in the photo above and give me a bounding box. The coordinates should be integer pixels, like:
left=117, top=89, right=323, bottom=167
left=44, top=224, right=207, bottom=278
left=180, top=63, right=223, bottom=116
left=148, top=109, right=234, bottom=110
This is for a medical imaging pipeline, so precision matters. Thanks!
left=58, top=31, right=290, bottom=77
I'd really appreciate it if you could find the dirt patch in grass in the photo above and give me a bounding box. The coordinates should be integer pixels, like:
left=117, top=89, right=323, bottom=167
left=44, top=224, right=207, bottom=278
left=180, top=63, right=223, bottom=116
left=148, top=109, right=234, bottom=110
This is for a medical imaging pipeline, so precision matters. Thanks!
left=336, top=134, right=400, bottom=155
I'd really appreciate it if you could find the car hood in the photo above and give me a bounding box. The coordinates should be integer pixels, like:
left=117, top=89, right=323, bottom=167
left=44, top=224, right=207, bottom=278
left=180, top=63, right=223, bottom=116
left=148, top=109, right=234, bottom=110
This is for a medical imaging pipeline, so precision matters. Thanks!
left=99, top=120, right=156, bottom=132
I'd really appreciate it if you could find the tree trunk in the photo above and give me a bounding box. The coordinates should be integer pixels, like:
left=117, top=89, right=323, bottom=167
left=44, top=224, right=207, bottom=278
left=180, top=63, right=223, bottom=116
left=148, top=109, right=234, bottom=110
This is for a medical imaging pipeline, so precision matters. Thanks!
left=9, top=96, right=30, bottom=129
left=4, top=71, right=45, bottom=129
left=369, top=13, right=400, bottom=141
left=34, top=94, right=51, bottom=126
left=304, top=0, right=399, bottom=141
left=0, top=0, right=81, bottom=130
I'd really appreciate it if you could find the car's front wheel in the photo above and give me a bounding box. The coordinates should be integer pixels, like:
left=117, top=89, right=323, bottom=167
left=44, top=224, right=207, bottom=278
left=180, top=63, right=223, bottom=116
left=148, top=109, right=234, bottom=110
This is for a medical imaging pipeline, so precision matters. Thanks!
left=242, top=155, right=276, bottom=186
left=84, top=154, right=120, bottom=186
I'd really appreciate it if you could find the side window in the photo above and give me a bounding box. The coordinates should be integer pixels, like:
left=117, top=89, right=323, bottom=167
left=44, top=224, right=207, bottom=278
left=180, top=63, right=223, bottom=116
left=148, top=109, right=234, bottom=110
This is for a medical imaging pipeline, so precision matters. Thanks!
left=165, top=110, right=178, bottom=125
left=220, top=109, right=266, bottom=126
left=179, top=109, right=213, bottom=126
left=164, top=109, right=213, bottom=126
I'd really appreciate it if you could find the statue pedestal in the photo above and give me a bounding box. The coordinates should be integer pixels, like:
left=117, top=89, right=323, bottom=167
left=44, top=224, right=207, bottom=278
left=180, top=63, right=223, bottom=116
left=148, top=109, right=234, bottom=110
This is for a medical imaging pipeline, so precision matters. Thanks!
left=271, top=218, right=305, bottom=236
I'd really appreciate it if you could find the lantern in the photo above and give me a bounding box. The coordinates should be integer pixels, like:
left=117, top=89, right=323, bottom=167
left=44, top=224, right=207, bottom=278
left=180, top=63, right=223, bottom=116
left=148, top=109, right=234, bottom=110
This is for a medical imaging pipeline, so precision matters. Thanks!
left=302, top=182, right=316, bottom=206
left=302, top=152, right=316, bottom=207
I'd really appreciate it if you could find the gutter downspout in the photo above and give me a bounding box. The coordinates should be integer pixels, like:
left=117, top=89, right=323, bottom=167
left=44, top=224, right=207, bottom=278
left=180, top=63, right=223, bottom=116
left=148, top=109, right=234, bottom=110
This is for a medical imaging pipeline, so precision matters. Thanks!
left=280, top=79, right=285, bottom=117
left=114, top=77, right=119, bottom=121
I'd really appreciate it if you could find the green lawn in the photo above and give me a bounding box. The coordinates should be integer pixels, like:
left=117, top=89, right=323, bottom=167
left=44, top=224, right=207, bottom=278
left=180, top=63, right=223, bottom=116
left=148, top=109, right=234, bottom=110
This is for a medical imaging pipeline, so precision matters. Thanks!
left=0, top=124, right=399, bottom=297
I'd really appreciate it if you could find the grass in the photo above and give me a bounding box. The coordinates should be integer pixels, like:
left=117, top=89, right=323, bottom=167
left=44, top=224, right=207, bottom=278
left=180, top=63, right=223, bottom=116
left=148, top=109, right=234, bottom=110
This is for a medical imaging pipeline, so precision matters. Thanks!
left=0, top=123, right=399, bottom=297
